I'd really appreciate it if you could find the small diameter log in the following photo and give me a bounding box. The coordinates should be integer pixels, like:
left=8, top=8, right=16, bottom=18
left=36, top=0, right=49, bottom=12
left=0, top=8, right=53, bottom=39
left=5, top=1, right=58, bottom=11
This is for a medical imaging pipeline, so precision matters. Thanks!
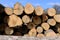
left=27, top=22, right=36, bottom=29
left=47, top=8, right=56, bottom=16
left=37, top=34, right=45, bottom=38
left=28, top=28, right=37, bottom=37
left=36, top=27, right=43, bottom=33
left=5, top=27, right=14, bottom=35
left=42, top=14, right=48, bottom=22
left=4, top=7, right=13, bottom=15
left=8, top=14, right=23, bottom=27
left=41, top=23, right=50, bottom=30
left=47, top=19, right=56, bottom=26
left=22, top=15, right=31, bottom=24
left=32, top=16, right=41, bottom=25
left=54, top=14, right=60, bottom=23
left=24, top=3, right=34, bottom=14
left=45, top=29, right=57, bottom=37
left=35, top=6, right=43, bottom=16
left=14, top=2, right=24, bottom=15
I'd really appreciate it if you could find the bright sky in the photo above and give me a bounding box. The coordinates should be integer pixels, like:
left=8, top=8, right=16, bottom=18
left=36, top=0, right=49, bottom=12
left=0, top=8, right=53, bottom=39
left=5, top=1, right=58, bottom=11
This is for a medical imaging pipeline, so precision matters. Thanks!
left=0, top=0, right=60, bottom=9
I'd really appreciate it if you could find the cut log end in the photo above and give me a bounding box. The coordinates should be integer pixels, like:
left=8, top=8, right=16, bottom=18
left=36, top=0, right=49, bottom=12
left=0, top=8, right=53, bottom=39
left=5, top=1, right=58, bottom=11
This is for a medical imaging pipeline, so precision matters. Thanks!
left=41, top=23, right=50, bottom=30
left=37, top=27, right=43, bottom=33
left=33, top=16, right=41, bottom=25
left=8, top=14, right=23, bottom=27
left=35, top=6, right=43, bottom=16
left=47, top=8, right=56, bottom=16
left=5, top=7, right=13, bottom=15
left=47, top=19, right=56, bottom=26
left=37, top=34, right=45, bottom=38
left=24, top=3, right=34, bottom=14
left=22, top=15, right=31, bottom=24
left=28, top=28, right=37, bottom=37
left=54, top=14, right=60, bottom=23
left=5, top=27, right=14, bottom=35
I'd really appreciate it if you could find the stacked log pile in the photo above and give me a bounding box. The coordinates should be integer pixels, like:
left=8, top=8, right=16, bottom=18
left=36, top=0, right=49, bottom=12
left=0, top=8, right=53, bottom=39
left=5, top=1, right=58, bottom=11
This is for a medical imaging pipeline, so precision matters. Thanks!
left=0, top=2, right=60, bottom=38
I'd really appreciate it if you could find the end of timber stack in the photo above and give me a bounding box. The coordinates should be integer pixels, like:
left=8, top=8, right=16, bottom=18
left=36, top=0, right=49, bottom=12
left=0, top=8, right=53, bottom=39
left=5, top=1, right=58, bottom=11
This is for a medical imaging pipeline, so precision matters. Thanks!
left=0, top=2, right=60, bottom=38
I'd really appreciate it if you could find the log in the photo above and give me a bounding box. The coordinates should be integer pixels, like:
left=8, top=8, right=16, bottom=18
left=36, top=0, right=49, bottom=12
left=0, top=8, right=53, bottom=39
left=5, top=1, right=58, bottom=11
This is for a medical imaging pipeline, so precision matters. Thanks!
left=27, top=22, right=36, bottom=29
left=54, top=14, right=60, bottom=23
left=57, top=28, right=60, bottom=33
left=37, top=34, right=45, bottom=38
left=28, top=28, right=37, bottom=37
left=45, top=29, right=57, bottom=37
left=22, top=15, right=31, bottom=24
left=4, top=16, right=9, bottom=24
left=35, top=6, right=43, bottom=16
left=4, top=7, right=13, bottom=15
left=24, top=3, right=34, bottom=14
left=47, top=19, right=56, bottom=26
left=14, top=2, right=24, bottom=15
left=0, top=4, right=5, bottom=13
left=32, top=16, right=41, bottom=25
left=42, top=14, right=48, bottom=22
left=41, top=23, right=50, bottom=30
left=8, top=14, right=23, bottom=27
left=47, top=8, right=56, bottom=16
left=36, top=26, right=43, bottom=33
left=5, top=27, right=14, bottom=35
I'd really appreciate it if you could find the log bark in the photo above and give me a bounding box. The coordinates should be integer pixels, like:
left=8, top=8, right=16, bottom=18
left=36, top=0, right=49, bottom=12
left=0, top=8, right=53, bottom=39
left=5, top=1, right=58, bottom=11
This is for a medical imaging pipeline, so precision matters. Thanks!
left=35, top=6, right=43, bottom=16
left=5, top=7, right=13, bottom=15
left=24, top=3, right=34, bottom=14
left=14, top=2, right=24, bottom=15
left=32, top=16, right=41, bottom=25
left=47, top=19, right=56, bottom=26
left=54, top=14, right=60, bottom=23
left=41, top=23, right=50, bottom=30
left=22, top=15, right=31, bottom=24
left=47, top=8, right=56, bottom=16
left=36, top=26, right=43, bottom=33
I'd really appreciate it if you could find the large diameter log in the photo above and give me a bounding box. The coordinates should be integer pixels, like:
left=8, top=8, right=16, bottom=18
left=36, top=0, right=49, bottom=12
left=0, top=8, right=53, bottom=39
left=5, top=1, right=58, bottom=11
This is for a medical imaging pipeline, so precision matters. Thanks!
left=45, top=29, right=57, bottom=37
left=54, top=14, right=60, bottom=23
left=24, top=3, right=34, bottom=14
left=5, top=27, right=14, bottom=35
left=27, top=22, right=36, bottom=29
left=47, top=19, right=56, bottom=26
left=36, top=27, right=43, bottom=33
left=41, top=23, right=50, bottom=30
left=14, top=2, right=24, bottom=15
left=22, top=15, right=31, bottom=24
left=42, top=14, right=48, bottom=22
left=28, top=28, right=37, bottom=37
left=35, top=6, right=43, bottom=16
left=32, top=16, right=41, bottom=25
left=37, top=34, right=45, bottom=38
left=8, top=14, right=23, bottom=27
left=4, top=7, right=13, bottom=15
left=47, top=8, right=56, bottom=16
